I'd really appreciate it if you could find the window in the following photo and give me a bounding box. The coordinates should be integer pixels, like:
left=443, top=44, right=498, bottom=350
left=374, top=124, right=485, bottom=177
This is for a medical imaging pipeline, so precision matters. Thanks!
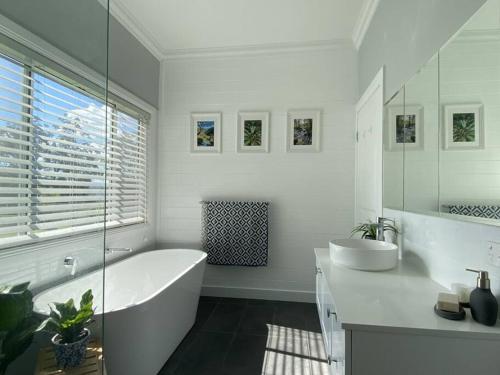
left=0, top=48, right=148, bottom=248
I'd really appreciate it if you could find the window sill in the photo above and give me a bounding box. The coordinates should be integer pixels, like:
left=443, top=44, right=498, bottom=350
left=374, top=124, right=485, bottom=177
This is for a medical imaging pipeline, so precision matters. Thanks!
left=0, top=222, right=152, bottom=257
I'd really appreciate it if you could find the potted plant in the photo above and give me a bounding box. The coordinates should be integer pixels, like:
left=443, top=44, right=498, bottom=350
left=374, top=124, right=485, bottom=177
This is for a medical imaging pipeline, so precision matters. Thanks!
left=36, top=290, right=94, bottom=369
left=0, top=282, right=38, bottom=375
left=351, top=221, right=398, bottom=240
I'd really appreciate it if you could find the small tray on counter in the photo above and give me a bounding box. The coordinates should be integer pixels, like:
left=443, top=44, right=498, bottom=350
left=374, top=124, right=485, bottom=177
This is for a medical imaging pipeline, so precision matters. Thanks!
left=434, top=304, right=466, bottom=321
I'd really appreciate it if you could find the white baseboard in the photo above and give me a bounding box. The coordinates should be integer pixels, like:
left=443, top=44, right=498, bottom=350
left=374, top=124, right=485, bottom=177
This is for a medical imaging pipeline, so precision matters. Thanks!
left=201, top=285, right=315, bottom=303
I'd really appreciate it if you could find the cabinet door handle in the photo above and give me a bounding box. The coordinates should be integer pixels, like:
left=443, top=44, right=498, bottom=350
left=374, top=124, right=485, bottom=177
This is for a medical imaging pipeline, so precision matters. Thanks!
left=316, top=267, right=322, bottom=275
left=327, top=308, right=337, bottom=320
left=327, top=355, right=338, bottom=365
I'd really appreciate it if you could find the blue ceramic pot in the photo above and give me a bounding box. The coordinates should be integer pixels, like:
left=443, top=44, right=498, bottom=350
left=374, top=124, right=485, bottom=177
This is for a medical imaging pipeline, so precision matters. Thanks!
left=51, top=328, right=90, bottom=369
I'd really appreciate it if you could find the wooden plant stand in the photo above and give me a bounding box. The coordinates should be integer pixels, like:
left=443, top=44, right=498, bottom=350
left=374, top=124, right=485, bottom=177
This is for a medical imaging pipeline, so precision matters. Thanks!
left=34, top=340, right=105, bottom=375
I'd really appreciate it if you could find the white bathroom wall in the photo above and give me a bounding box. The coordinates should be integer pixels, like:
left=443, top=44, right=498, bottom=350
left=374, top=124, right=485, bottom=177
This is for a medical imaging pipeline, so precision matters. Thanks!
left=157, top=45, right=357, bottom=301
left=383, top=55, right=440, bottom=215
left=0, top=225, right=156, bottom=292
left=382, top=90, right=404, bottom=211
left=439, top=36, right=500, bottom=205
left=382, top=1, right=500, bottom=319
left=358, top=0, right=485, bottom=101
left=402, top=56, right=440, bottom=214
left=385, top=208, right=500, bottom=308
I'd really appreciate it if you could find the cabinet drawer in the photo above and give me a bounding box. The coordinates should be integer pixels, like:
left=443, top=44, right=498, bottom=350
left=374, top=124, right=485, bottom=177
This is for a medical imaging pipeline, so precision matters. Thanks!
left=315, top=262, right=323, bottom=315
left=325, top=291, right=345, bottom=375
left=315, top=263, right=345, bottom=375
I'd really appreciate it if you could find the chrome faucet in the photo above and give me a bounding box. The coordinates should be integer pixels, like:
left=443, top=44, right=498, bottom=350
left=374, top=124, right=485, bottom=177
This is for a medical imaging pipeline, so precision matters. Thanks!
left=105, top=247, right=133, bottom=254
left=63, top=256, right=78, bottom=276
left=376, top=217, right=394, bottom=241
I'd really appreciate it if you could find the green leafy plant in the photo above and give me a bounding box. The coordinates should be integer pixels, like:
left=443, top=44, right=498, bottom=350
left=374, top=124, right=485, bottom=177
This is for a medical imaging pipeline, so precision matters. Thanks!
left=36, top=290, right=94, bottom=344
left=0, top=282, right=38, bottom=375
left=351, top=221, right=399, bottom=240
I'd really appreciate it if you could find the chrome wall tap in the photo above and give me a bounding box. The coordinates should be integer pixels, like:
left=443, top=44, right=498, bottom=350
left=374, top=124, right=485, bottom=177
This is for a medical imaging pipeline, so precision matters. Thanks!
left=105, top=247, right=133, bottom=254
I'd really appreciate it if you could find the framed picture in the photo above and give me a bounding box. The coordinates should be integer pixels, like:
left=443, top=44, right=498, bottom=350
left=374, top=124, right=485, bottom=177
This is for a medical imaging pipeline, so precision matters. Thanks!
left=286, top=110, right=321, bottom=152
left=387, top=105, right=423, bottom=150
left=237, top=112, right=269, bottom=153
left=190, top=112, right=221, bottom=153
left=443, top=104, right=484, bottom=150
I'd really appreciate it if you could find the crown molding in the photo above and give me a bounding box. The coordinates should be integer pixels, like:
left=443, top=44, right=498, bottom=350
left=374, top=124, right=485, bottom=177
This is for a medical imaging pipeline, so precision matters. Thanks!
left=108, top=0, right=354, bottom=61
left=108, top=0, right=164, bottom=60
left=162, top=39, right=352, bottom=60
left=352, top=0, right=380, bottom=50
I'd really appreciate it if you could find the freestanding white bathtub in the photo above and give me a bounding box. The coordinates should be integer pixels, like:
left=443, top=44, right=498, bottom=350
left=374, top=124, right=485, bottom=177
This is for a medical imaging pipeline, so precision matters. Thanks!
left=34, top=249, right=207, bottom=375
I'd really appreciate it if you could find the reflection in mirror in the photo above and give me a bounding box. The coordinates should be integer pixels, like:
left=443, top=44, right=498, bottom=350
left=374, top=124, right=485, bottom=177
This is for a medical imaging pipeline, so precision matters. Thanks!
left=383, top=88, right=405, bottom=211
left=439, top=0, right=500, bottom=225
left=403, top=54, right=439, bottom=215
left=383, top=0, right=500, bottom=227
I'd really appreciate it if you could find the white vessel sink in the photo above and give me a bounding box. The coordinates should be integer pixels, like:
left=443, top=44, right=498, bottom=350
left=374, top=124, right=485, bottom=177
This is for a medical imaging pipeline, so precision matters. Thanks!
left=329, top=239, right=398, bottom=271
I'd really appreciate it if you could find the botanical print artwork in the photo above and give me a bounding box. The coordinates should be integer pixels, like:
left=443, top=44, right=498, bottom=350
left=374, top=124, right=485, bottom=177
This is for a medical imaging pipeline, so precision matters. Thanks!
left=196, top=121, right=215, bottom=147
left=293, top=118, right=313, bottom=146
left=237, top=112, right=269, bottom=153
left=287, top=110, right=320, bottom=152
left=243, top=120, right=262, bottom=146
left=395, top=114, right=416, bottom=144
left=452, top=113, right=475, bottom=142
left=387, top=105, right=422, bottom=151
left=443, top=104, right=483, bottom=150
left=191, top=113, right=221, bottom=153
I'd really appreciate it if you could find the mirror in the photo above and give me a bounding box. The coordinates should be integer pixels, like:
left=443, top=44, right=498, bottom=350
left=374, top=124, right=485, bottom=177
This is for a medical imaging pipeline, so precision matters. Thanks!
left=439, top=0, right=500, bottom=225
left=403, top=54, right=439, bottom=216
left=383, top=0, right=500, bottom=226
left=383, top=88, right=405, bottom=211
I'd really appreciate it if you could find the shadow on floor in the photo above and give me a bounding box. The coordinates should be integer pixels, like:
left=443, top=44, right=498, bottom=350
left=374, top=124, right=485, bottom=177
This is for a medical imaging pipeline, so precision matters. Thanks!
left=158, top=297, right=329, bottom=375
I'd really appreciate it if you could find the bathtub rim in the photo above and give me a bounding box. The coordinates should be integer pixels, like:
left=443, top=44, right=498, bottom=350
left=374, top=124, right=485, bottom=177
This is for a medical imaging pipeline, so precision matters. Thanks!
left=33, top=248, right=207, bottom=315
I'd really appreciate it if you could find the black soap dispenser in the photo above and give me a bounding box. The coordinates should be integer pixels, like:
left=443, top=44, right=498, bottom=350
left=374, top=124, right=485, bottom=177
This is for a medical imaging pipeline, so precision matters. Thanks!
left=466, top=268, right=498, bottom=326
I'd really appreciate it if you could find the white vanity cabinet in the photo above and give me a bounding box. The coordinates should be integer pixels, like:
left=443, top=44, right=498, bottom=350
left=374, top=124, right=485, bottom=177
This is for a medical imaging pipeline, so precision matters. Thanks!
left=314, top=248, right=500, bottom=375
left=315, top=261, right=345, bottom=375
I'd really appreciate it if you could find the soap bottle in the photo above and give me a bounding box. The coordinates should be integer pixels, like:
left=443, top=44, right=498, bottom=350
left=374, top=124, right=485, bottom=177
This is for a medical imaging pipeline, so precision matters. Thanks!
left=466, top=268, right=498, bottom=326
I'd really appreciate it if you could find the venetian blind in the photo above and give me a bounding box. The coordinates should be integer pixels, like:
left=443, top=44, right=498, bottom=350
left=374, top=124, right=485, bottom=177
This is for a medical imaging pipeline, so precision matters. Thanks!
left=0, top=54, right=31, bottom=246
left=106, top=106, right=148, bottom=227
left=0, top=50, right=148, bottom=248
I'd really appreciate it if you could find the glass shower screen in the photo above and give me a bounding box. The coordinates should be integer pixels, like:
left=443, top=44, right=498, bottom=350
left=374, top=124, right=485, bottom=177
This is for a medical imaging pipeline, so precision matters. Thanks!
left=0, top=1, right=109, bottom=374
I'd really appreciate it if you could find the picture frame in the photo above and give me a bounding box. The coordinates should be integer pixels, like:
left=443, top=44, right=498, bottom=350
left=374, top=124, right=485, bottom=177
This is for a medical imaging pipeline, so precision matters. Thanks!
left=286, top=110, right=321, bottom=152
left=190, top=112, right=221, bottom=153
left=387, top=105, right=423, bottom=151
left=237, top=112, right=269, bottom=153
left=443, top=104, right=484, bottom=150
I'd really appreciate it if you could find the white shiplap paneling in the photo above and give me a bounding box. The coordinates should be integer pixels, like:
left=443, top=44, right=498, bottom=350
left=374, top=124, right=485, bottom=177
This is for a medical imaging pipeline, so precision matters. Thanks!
left=440, top=38, right=500, bottom=205
left=157, top=47, right=358, bottom=300
left=384, top=208, right=500, bottom=310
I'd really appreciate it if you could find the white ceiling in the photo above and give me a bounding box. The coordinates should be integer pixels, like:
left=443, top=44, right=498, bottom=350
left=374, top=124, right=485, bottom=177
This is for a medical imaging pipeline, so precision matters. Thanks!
left=111, top=0, right=374, bottom=59
left=463, top=0, right=500, bottom=30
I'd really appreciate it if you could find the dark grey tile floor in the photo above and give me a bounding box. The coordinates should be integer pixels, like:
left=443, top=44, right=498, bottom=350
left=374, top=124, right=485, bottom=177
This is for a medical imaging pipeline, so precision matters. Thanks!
left=158, top=297, right=329, bottom=375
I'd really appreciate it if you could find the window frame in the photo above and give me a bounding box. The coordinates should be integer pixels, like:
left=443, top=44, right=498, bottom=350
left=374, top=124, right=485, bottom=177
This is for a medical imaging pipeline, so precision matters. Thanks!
left=0, top=34, right=152, bottom=251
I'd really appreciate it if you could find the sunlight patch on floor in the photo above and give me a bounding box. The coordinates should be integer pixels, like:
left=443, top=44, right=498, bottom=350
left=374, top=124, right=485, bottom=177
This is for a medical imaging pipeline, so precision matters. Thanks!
left=262, top=324, right=329, bottom=375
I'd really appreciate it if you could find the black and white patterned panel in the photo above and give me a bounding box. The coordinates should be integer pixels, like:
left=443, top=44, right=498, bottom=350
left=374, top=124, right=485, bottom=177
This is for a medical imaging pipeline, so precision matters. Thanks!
left=201, top=201, right=269, bottom=266
left=449, top=205, right=500, bottom=220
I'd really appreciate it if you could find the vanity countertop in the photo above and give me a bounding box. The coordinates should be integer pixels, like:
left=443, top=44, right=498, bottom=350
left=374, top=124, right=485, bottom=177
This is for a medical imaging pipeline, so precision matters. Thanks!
left=315, top=247, right=500, bottom=339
